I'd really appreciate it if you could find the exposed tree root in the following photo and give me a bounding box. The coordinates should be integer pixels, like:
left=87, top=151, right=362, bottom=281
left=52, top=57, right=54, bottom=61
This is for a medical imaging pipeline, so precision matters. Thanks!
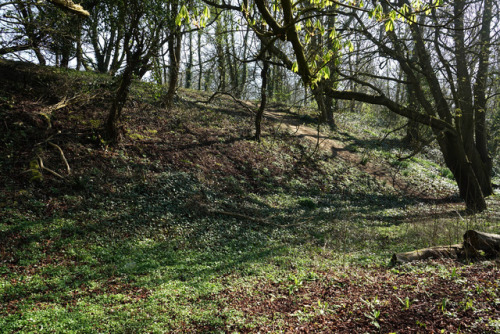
left=48, top=142, right=71, bottom=175
left=38, top=157, right=64, bottom=179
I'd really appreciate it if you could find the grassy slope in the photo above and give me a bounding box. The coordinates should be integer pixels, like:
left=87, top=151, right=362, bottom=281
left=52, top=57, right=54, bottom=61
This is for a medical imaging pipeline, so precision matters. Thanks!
left=0, top=60, right=499, bottom=333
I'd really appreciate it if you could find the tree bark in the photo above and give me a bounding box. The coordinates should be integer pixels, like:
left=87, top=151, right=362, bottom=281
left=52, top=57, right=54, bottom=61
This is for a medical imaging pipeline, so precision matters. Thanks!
left=215, top=15, right=226, bottom=91
left=437, top=133, right=487, bottom=212
left=314, top=81, right=335, bottom=128
left=473, top=0, right=494, bottom=195
left=197, top=31, right=203, bottom=91
left=104, top=6, right=143, bottom=143
left=239, top=27, right=250, bottom=99
left=185, top=30, right=193, bottom=89
left=105, top=57, right=135, bottom=143
left=164, top=2, right=182, bottom=109
left=255, top=55, right=269, bottom=142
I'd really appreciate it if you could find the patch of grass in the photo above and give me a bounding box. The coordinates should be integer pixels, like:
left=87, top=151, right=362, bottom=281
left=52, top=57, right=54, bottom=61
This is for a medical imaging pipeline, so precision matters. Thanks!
left=439, top=167, right=455, bottom=180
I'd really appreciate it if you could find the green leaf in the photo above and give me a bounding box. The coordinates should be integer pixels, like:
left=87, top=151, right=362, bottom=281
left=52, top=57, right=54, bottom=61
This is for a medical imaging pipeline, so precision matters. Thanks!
left=385, top=19, right=394, bottom=32
left=292, top=62, right=299, bottom=73
left=314, top=19, right=322, bottom=30
left=329, top=28, right=337, bottom=40
left=401, top=3, right=409, bottom=14
left=346, top=40, right=354, bottom=52
left=203, top=6, right=210, bottom=19
left=323, top=66, right=330, bottom=79
left=176, top=5, right=189, bottom=26
left=323, top=50, right=332, bottom=63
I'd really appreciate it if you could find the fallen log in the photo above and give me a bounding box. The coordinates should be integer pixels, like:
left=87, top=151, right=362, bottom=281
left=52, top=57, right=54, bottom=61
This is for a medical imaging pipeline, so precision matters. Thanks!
left=391, top=244, right=463, bottom=266
left=391, top=230, right=500, bottom=265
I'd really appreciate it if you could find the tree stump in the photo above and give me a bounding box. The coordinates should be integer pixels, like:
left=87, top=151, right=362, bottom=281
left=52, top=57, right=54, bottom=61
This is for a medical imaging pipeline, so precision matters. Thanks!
left=463, top=230, right=500, bottom=259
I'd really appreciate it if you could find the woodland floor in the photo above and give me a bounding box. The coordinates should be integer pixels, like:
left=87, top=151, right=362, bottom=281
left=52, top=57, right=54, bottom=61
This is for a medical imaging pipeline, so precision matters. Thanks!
left=0, top=60, right=499, bottom=333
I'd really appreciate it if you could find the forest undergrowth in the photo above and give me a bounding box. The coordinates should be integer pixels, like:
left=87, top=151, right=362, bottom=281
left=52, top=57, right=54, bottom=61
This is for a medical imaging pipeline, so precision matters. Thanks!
left=0, top=61, right=499, bottom=333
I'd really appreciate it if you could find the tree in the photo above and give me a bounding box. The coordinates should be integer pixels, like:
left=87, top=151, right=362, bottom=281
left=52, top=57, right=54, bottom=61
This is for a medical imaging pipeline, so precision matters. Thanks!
left=0, top=0, right=88, bottom=64
left=1, top=0, right=48, bottom=64
left=84, top=0, right=127, bottom=74
left=212, top=0, right=496, bottom=212
left=104, top=0, right=170, bottom=142
left=337, top=0, right=495, bottom=212
left=254, top=45, right=269, bottom=141
left=164, top=0, right=183, bottom=109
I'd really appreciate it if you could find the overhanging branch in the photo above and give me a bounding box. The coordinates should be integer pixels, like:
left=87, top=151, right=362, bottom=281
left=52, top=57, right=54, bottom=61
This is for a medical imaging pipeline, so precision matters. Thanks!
left=325, top=88, right=456, bottom=134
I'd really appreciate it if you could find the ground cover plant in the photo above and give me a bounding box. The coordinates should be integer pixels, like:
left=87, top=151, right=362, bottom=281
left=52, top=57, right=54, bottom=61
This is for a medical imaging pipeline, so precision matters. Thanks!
left=1, top=61, right=499, bottom=333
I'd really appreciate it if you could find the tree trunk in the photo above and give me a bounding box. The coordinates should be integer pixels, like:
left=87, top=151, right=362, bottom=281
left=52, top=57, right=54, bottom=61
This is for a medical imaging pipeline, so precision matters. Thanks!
left=60, top=38, right=71, bottom=68
left=76, top=19, right=83, bottom=70
left=104, top=6, right=143, bottom=143
left=473, top=0, right=494, bottom=195
left=314, top=82, right=335, bottom=128
left=197, top=31, right=203, bottom=91
left=239, top=27, right=250, bottom=99
left=185, top=30, right=193, bottom=89
left=255, top=56, right=269, bottom=142
left=404, top=67, right=421, bottom=146
left=105, top=57, right=135, bottom=143
left=226, top=13, right=239, bottom=94
left=215, top=15, right=226, bottom=91
left=165, top=29, right=182, bottom=109
left=90, top=13, right=106, bottom=72
left=16, top=1, right=46, bottom=65
left=438, top=133, right=487, bottom=212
